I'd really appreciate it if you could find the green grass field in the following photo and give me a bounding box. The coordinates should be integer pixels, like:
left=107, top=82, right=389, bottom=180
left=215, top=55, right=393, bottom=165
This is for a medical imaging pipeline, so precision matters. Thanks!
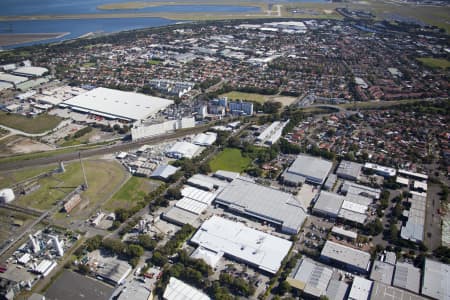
left=0, top=164, right=57, bottom=189
left=209, top=148, right=251, bottom=173
left=14, top=160, right=126, bottom=211
left=103, top=176, right=161, bottom=211
left=416, top=58, right=450, bottom=69
left=221, top=91, right=268, bottom=103
left=0, top=112, right=62, bottom=134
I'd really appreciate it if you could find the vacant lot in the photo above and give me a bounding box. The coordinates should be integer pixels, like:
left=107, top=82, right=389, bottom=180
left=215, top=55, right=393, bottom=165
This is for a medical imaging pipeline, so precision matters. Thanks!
left=221, top=91, right=268, bottom=103
left=15, top=159, right=126, bottom=211
left=209, top=148, right=251, bottom=173
left=0, top=207, right=35, bottom=245
left=0, top=112, right=62, bottom=134
left=103, top=176, right=161, bottom=211
left=417, top=57, right=450, bottom=69
left=0, top=164, right=57, bottom=189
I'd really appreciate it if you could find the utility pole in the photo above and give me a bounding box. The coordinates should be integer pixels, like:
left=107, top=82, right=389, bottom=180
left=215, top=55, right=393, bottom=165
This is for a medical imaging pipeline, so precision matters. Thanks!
left=79, top=152, right=88, bottom=190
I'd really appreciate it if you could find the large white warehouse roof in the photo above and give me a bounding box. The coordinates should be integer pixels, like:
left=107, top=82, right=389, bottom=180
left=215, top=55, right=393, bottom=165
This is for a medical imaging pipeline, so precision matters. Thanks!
left=190, top=215, right=292, bottom=274
left=63, top=87, right=173, bottom=121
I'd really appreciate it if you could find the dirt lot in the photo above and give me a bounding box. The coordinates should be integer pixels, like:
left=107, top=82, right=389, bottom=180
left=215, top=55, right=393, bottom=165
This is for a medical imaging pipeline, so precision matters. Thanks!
left=270, top=96, right=298, bottom=107
left=0, top=136, right=54, bottom=157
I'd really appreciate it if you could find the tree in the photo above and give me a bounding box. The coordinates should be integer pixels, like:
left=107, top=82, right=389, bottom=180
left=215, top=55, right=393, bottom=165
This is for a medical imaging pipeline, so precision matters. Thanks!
left=151, top=251, right=168, bottom=266
left=102, top=238, right=126, bottom=255
left=127, top=244, right=144, bottom=258
left=165, top=188, right=182, bottom=200
left=137, top=234, right=157, bottom=251
left=85, top=235, right=102, bottom=252
left=278, top=280, right=291, bottom=295
left=115, top=208, right=130, bottom=222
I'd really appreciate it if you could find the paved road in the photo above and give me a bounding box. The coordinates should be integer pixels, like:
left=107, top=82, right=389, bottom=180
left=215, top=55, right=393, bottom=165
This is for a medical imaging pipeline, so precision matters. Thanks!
left=0, top=124, right=211, bottom=171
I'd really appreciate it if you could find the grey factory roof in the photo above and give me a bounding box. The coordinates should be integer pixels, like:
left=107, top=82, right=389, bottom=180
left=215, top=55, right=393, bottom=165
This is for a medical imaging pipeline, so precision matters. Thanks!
left=187, top=174, right=229, bottom=190
left=342, top=181, right=381, bottom=200
left=370, top=281, right=425, bottom=300
left=288, top=258, right=333, bottom=297
left=321, top=241, right=371, bottom=272
left=13, top=66, right=48, bottom=77
left=151, top=164, right=178, bottom=180
left=336, top=160, right=363, bottom=180
left=392, top=262, right=421, bottom=294
left=401, top=191, right=426, bottom=243
left=213, top=170, right=240, bottom=181
left=117, top=279, right=152, bottom=300
left=0, top=72, right=28, bottom=84
left=163, top=277, right=210, bottom=300
left=422, top=258, right=450, bottom=300
left=323, top=174, right=337, bottom=191
left=370, top=261, right=394, bottom=285
left=214, top=178, right=307, bottom=233
left=45, top=270, right=114, bottom=300
left=95, top=258, right=132, bottom=285
left=163, top=206, right=200, bottom=227
left=63, top=87, right=173, bottom=121
left=313, top=191, right=345, bottom=216
left=284, top=154, right=333, bottom=185
left=326, top=279, right=349, bottom=300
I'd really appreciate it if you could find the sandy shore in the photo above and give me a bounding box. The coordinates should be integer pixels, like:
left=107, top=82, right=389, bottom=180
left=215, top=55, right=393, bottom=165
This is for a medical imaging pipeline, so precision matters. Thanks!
left=0, top=32, right=70, bottom=46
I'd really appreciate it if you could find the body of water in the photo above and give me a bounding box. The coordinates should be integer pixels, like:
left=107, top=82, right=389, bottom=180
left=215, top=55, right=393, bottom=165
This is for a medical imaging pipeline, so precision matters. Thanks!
left=0, top=18, right=176, bottom=49
left=1, top=0, right=260, bottom=16
left=0, top=0, right=262, bottom=48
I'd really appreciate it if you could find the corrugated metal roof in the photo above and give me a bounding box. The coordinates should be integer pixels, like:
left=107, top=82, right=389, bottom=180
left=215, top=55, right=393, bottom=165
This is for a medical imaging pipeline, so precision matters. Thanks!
left=190, top=216, right=292, bottom=274
left=422, top=259, right=450, bottom=300
left=163, top=277, right=210, bottom=300
left=215, top=178, right=307, bottom=233
left=285, top=154, right=333, bottom=184
left=393, top=262, right=420, bottom=294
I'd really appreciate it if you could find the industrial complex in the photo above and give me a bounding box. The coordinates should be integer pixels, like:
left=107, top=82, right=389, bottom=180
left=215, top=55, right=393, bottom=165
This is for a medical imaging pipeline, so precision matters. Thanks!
left=62, top=87, right=174, bottom=122
left=190, top=216, right=292, bottom=274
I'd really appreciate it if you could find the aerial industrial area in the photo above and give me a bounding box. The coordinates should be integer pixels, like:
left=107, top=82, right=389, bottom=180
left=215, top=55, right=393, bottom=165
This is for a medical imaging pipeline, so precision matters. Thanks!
left=0, top=5, right=448, bottom=300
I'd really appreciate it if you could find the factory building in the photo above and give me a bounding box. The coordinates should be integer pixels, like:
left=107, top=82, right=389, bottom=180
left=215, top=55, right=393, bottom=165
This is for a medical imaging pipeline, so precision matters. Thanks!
left=320, top=241, right=371, bottom=274
left=256, top=120, right=290, bottom=146
left=63, top=87, right=173, bottom=122
left=163, top=277, right=210, bottom=300
left=363, top=163, right=396, bottom=177
left=286, top=258, right=341, bottom=299
left=166, top=142, right=203, bottom=159
left=150, top=165, right=178, bottom=181
left=131, top=117, right=195, bottom=141
left=348, top=277, right=373, bottom=300
left=336, top=160, right=363, bottom=181
left=400, top=191, right=426, bottom=243
left=190, top=216, right=292, bottom=274
left=214, top=178, right=307, bottom=234
left=392, top=262, right=421, bottom=294
left=422, top=258, right=450, bottom=300
left=192, top=132, right=217, bottom=146
left=282, top=154, right=333, bottom=186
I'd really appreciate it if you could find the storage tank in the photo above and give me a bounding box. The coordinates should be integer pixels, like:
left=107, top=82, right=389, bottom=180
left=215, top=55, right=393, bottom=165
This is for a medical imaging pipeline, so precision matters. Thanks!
left=0, top=188, right=15, bottom=204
